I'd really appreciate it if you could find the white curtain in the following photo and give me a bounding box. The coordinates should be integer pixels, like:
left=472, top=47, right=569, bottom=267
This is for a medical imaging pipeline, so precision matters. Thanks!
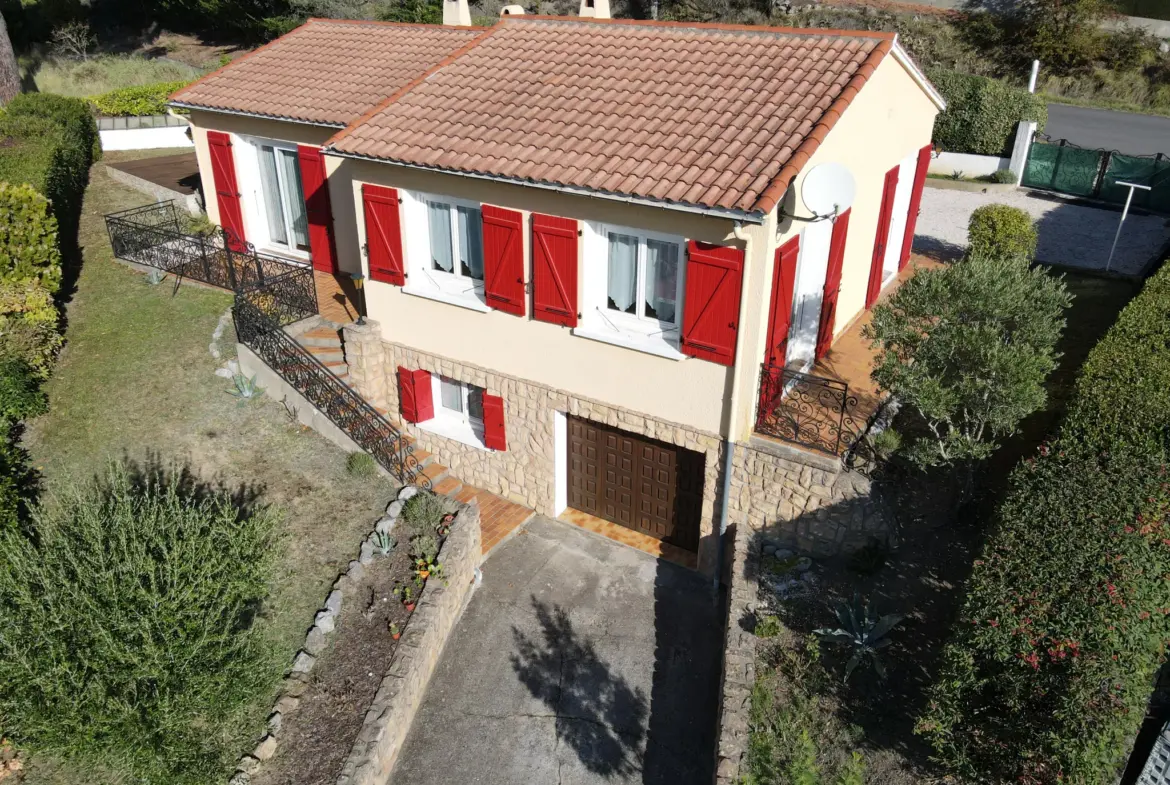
left=439, top=376, right=463, bottom=414
left=457, top=206, right=483, bottom=280
left=429, top=201, right=454, bottom=273
left=607, top=232, right=637, bottom=314
left=278, top=148, right=309, bottom=250
left=644, top=239, right=678, bottom=323
left=258, top=146, right=287, bottom=246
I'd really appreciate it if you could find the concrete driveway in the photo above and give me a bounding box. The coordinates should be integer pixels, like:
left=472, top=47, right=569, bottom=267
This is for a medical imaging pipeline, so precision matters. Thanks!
left=390, top=517, right=723, bottom=785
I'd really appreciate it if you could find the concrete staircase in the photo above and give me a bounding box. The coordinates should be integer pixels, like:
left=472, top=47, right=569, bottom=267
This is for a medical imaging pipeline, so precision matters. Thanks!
left=285, top=316, right=350, bottom=384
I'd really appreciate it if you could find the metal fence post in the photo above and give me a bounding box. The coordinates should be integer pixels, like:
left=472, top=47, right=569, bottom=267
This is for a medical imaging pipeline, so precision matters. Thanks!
left=1093, top=151, right=1113, bottom=199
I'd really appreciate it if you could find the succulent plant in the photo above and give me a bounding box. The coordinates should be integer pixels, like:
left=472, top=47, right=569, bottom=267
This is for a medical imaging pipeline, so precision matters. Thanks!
left=814, top=594, right=903, bottom=682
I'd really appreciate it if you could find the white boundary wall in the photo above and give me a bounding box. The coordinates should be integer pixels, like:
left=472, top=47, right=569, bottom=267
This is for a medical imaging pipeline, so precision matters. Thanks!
left=100, top=126, right=194, bottom=151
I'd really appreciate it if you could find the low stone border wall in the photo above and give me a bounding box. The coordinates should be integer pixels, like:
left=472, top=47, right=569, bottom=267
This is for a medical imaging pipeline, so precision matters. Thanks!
left=713, top=524, right=759, bottom=785
left=228, top=485, right=480, bottom=784
left=336, top=492, right=482, bottom=785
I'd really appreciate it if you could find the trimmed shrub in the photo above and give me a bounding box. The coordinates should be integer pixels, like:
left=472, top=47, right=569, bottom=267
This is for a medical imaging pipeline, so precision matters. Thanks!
left=0, top=279, right=62, bottom=377
left=345, top=450, right=378, bottom=478
left=929, top=68, right=1048, bottom=156
left=3, top=92, right=100, bottom=164
left=0, top=357, right=48, bottom=422
left=0, top=183, right=62, bottom=293
left=89, top=80, right=191, bottom=117
left=0, top=461, right=283, bottom=784
left=967, top=204, right=1037, bottom=260
left=917, top=260, right=1170, bottom=783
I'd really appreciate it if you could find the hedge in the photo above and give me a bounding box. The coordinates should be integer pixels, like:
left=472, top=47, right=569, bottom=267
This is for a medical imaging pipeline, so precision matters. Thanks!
left=918, top=260, right=1170, bottom=783
left=0, top=183, right=62, bottom=293
left=0, top=93, right=99, bottom=234
left=928, top=68, right=1048, bottom=157
left=89, top=81, right=191, bottom=117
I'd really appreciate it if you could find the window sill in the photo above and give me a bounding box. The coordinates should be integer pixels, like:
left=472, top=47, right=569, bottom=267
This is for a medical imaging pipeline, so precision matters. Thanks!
left=417, top=414, right=489, bottom=451
left=403, top=284, right=491, bottom=313
left=573, top=323, right=686, bottom=361
left=258, top=245, right=311, bottom=265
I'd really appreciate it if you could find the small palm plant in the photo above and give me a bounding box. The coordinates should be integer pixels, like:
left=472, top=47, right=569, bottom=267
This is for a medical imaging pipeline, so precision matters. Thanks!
left=814, top=594, right=903, bottom=682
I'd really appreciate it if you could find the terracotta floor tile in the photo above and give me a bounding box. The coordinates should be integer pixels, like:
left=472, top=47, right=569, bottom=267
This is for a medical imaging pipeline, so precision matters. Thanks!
left=558, top=508, right=697, bottom=570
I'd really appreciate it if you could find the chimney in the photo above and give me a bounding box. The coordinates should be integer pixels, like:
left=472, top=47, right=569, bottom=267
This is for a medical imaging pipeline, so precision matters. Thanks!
left=500, top=4, right=524, bottom=14
left=443, top=0, right=471, bottom=26
left=578, top=0, right=610, bottom=17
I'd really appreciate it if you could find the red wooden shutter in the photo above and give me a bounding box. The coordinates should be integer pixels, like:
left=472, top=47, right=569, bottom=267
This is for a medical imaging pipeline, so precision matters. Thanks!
left=898, top=144, right=931, bottom=270
left=297, top=145, right=338, bottom=274
left=362, top=184, right=405, bottom=286
left=866, top=166, right=900, bottom=309
left=764, top=237, right=800, bottom=367
left=397, top=367, right=433, bottom=423
left=531, top=213, right=578, bottom=327
left=482, top=393, right=506, bottom=451
left=207, top=131, right=247, bottom=252
left=680, top=241, right=745, bottom=366
left=816, top=209, right=852, bottom=360
left=481, top=205, right=525, bottom=316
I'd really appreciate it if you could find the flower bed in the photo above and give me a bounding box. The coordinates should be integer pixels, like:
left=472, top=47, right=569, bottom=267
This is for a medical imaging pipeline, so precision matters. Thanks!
left=233, top=485, right=478, bottom=785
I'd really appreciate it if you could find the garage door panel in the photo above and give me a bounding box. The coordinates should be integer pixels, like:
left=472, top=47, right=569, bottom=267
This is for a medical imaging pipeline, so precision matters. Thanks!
left=566, top=415, right=704, bottom=553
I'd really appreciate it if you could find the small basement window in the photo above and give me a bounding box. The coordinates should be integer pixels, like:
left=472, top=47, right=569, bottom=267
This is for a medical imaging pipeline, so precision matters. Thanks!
left=419, top=374, right=487, bottom=449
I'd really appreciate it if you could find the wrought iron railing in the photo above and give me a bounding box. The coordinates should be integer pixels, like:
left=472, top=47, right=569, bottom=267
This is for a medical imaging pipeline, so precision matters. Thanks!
left=755, top=364, right=863, bottom=458
left=233, top=298, right=425, bottom=485
left=105, top=201, right=424, bottom=487
left=105, top=201, right=309, bottom=294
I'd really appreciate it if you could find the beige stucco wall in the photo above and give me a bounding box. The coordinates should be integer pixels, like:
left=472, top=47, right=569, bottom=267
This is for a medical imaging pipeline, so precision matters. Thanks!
left=187, top=109, right=337, bottom=233
left=331, top=157, right=774, bottom=437
left=732, top=52, right=939, bottom=442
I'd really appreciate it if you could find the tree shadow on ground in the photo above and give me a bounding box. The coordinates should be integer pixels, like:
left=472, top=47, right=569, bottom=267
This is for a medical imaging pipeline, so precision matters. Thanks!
left=510, top=597, right=648, bottom=780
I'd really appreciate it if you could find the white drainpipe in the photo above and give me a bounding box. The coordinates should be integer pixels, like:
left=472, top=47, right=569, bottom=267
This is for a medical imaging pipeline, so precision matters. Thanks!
left=713, top=221, right=754, bottom=593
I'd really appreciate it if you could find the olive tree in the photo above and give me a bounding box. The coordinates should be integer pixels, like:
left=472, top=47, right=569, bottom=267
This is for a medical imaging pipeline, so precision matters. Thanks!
left=864, top=251, right=1069, bottom=473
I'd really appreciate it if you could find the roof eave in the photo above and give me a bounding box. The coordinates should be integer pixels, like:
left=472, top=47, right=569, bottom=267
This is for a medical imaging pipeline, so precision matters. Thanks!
left=168, top=101, right=348, bottom=129
left=890, top=37, right=947, bottom=111
left=323, top=147, right=768, bottom=224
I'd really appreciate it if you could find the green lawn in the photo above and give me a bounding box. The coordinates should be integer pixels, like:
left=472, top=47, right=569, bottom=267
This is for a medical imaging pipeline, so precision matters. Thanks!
left=18, top=152, right=396, bottom=784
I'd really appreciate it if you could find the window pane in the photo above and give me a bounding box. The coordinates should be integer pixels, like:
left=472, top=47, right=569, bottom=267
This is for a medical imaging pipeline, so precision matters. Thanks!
left=278, top=148, right=309, bottom=251
left=467, top=386, right=483, bottom=422
left=644, top=239, right=679, bottom=323
left=439, top=376, right=463, bottom=414
left=457, top=206, right=484, bottom=281
left=258, top=146, right=288, bottom=246
left=606, top=232, right=638, bottom=315
left=428, top=202, right=454, bottom=273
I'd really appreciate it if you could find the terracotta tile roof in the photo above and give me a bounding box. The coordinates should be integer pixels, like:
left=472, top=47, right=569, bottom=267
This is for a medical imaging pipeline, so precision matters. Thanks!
left=328, top=17, right=894, bottom=216
left=170, top=19, right=483, bottom=127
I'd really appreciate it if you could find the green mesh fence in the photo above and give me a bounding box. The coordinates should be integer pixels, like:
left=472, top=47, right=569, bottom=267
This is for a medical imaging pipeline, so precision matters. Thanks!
left=1022, top=142, right=1105, bottom=197
left=1100, top=154, right=1170, bottom=214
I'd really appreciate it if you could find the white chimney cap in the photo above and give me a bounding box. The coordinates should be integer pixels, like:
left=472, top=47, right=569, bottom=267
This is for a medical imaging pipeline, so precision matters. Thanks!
left=500, top=4, right=525, bottom=14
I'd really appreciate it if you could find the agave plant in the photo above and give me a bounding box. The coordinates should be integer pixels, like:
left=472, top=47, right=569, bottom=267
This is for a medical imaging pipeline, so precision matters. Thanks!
left=814, top=594, right=903, bottom=682
left=375, top=530, right=396, bottom=556
left=227, top=373, right=261, bottom=400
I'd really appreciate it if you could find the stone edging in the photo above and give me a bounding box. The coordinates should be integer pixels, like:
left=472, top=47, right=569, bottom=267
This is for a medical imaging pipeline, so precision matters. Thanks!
left=336, top=493, right=482, bottom=785
left=228, top=484, right=474, bottom=785
left=714, top=523, right=759, bottom=785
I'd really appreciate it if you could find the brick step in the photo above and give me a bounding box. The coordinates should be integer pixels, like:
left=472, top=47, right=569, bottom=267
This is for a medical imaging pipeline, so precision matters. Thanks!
left=303, top=347, right=345, bottom=364
left=297, top=335, right=343, bottom=349
left=412, top=461, right=449, bottom=488
left=431, top=474, right=463, bottom=497
left=319, top=359, right=349, bottom=372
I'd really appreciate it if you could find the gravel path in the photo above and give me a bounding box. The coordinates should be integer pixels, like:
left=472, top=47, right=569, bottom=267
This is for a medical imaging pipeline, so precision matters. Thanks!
left=914, top=186, right=1168, bottom=276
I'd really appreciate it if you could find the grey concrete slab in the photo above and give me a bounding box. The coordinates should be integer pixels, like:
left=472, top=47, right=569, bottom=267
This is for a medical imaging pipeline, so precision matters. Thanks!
left=391, top=517, right=723, bottom=785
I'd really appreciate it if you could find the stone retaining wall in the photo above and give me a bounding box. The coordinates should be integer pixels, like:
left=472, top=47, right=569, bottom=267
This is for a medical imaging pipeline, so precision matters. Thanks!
left=713, top=523, right=758, bottom=785
left=335, top=494, right=482, bottom=785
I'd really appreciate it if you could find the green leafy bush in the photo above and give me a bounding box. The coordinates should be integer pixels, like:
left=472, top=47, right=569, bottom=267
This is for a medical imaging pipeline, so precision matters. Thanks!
left=989, top=168, right=1017, bottom=184
left=928, top=68, right=1048, bottom=156
left=0, top=183, right=62, bottom=293
left=89, top=80, right=191, bottom=117
left=918, top=260, right=1170, bottom=783
left=0, top=461, right=283, bottom=784
left=0, top=279, right=63, bottom=378
left=967, top=204, right=1037, bottom=261
left=0, top=357, right=48, bottom=422
left=346, top=451, right=378, bottom=478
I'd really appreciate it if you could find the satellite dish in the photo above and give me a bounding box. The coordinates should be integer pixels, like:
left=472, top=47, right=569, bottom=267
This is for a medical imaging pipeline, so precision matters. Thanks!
left=802, top=163, right=856, bottom=217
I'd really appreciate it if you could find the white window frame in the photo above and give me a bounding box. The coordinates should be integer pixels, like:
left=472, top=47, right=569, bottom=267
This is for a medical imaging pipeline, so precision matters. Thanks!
left=234, top=135, right=311, bottom=262
left=575, top=221, right=686, bottom=360
left=399, top=189, right=490, bottom=313
left=417, top=373, right=488, bottom=450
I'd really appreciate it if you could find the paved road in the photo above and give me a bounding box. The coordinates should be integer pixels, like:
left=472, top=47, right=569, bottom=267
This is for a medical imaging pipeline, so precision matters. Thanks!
left=1045, top=103, right=1170, bottom=155
left=391, top=517, right=723, bottom=785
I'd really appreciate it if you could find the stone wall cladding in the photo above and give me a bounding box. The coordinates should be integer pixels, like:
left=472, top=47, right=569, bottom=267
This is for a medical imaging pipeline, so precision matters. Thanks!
left=714, top=524, right=758, bottom=785
left=727, top=439, right=889, bottom=558
left=335, top=495, right=482, bottom=785
left=342, top=320, right=726, bottom=572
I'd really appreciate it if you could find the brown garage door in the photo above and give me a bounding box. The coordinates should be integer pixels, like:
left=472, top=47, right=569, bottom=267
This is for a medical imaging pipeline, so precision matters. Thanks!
left=567, top=416, right=704, bottom=552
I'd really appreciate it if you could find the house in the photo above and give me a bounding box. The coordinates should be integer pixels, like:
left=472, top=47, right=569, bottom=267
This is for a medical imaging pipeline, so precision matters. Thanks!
left=170, top=11, right=943, bottom=575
